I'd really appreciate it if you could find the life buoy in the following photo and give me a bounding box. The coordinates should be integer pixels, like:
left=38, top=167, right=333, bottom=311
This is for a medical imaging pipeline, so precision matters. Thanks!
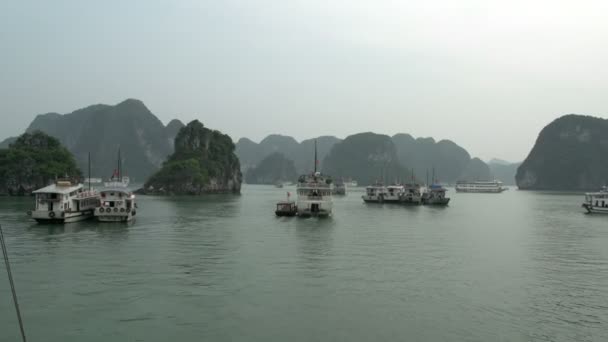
left=49, top=211, right=55, bottom=218
left=114, top=208, right=118, bottom=213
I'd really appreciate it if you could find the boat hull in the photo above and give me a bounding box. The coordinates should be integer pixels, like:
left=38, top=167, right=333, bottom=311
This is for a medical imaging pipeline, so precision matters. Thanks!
left=95, top=209, right=136, bottom=222
left=31, top=210, right=94, bottom=224
left=455, top=188, right=506, bottom=193
left=582, top=204, right=608, bottom=214
left=423, top=198, right=451, bottom=206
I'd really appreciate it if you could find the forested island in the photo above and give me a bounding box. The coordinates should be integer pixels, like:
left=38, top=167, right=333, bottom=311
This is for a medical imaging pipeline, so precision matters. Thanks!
left=245, top=152, right=297, bottom=184
left=142, top=120, right=242, bottom=195
left=517, top=114, right=608, bottom=190
left=0, top=131, right=81, bottom=195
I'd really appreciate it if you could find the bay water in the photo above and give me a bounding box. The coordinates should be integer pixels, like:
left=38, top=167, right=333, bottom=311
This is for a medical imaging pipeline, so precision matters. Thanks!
left=1, top=186, right=607, bottom=341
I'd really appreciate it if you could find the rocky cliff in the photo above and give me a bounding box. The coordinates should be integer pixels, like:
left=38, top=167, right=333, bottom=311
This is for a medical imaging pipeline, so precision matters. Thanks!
left=516, top=114, right=608, bottom=190
left=143, top=120, right=242, bottom=194
left=4, top=99, right=183, bottom=181
left=245, top=152, right=297, bottom=184
left=322, top=132, right=406, bottom=185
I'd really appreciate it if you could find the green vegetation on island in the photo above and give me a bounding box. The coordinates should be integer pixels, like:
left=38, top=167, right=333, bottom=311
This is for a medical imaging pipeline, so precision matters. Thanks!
left=143, top=120, right=242, bottom=194
left=1, top=99, right=184, bottom=181
left=517, top=114, right=608, bottom=190
left=0, top=131, right=81, bottom=195
left=322, top=132, right=406, bottom=185
left=245, top=152, right=297, bottom=184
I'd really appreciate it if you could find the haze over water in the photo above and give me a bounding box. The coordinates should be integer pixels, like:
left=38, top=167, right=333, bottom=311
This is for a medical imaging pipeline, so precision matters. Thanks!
left=1, top=186, right=607, bottom=341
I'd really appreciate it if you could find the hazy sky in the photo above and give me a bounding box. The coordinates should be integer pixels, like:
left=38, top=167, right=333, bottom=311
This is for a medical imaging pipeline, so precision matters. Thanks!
left=2, top=0, right=608, bottom=162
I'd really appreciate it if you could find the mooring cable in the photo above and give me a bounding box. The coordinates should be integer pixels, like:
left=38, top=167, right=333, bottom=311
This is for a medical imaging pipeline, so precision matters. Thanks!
left=0, top=224, right=27, bottom=342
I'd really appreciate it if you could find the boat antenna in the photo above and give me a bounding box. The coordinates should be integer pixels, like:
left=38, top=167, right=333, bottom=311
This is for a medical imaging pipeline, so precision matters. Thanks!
left=0, top=224, right=27, bottom=342
left=314, top=139, right=318, bottom=174
left=118, top=148, right=122, bottom=180
left=88, top=152, right=91, bottom=191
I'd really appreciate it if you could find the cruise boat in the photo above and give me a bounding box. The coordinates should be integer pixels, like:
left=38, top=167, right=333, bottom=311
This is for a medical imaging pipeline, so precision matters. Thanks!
left=362, top=183, right=388, bottom=203
left=343, top=179, right=358, bottom=187
left=95, top=187, right=137, bottom=222
left=104, top=149, right=130, bottom=188
left=385, top=184, right=405, bottom=202
left=29, top=181, right=100, bottom=223
left=332, top=179, right=347, bottom=195
left=295, top=141, right=333, bottom=217
left=401, top=183, right=424, bottom=205
left=582, top=187, right=608, bottom=214
left=423, top=184, right=450, bottom=206
left=455, top=180, right=506, bottom=193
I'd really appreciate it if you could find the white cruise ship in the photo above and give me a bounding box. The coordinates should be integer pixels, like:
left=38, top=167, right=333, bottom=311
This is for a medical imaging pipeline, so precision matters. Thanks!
left=295, top=140, right=333, bottom=217
left=362, top=183, right=388, bottom=203
left=95, top=187, right=137, bottom=222
left=582, top=186, right=608, bottom=214
left=455, top=180, right=506, bottom=193
left=29, top=181, right=100, bottom=223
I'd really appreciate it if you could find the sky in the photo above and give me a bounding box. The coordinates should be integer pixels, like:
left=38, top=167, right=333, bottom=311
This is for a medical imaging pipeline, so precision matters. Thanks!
left=2, top=0, right=608, bottom=162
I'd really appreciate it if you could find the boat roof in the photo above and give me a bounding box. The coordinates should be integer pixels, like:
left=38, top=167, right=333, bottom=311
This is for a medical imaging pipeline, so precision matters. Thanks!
left=33, top=183, right=82, bottom=194
left=100, top=187, right=132, bottom=193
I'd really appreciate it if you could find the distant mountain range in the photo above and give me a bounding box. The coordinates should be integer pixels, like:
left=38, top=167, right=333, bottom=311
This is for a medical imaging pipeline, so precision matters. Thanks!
left=236, top=132, right=504, bottom=185
left=0, top=99, right=184, bottom=181
left=517, top=114, right=608, bottom=190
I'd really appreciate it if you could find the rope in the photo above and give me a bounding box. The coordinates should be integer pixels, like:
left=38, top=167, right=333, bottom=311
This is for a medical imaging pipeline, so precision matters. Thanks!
left=0, top=224, right=27, bottom=342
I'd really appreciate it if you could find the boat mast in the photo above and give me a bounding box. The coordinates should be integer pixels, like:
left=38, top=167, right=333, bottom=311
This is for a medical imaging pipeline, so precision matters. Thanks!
left=118, top=148, right=122, bottom=180
left=314, top=139, right=317, bottom=174
left=88, top=152, right=91, bottom=191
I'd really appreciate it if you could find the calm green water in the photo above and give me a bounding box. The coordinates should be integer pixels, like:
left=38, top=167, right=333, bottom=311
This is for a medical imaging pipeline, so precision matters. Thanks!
left=1, top=185, right=607, bottom=342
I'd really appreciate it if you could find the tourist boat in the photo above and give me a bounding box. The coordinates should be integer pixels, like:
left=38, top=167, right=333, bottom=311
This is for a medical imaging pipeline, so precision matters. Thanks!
left=295, top=141, right=333, bottom=217
left=343, top=179, right=358, bottom=187
left=385, top=184, right=405, bottom=203
left=104, top=149, right=130, bottom=188
left=455, top=180, right=506, bottom=193
left=275, top=201, right=297, bottom=217
left=29, top=181, right=100, bottom=223
left=401, top=183, right=424, bottom=205
left=332, top=179, right=347, bottom=195
left=296, top=172, right=333, bottom=217
left=275, top=182, right=284, bottom=188
left=362, top=183, right=388, bottom=203
left=582, top=187, right=608, bottom=214
left=95, top=187, right=137, bottom=222
left=423, top=184, right=450, bottom=206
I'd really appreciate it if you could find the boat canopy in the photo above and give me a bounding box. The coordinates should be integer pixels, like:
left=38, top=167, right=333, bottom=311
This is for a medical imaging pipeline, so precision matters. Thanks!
left=32, top=183, right=82, bottom=194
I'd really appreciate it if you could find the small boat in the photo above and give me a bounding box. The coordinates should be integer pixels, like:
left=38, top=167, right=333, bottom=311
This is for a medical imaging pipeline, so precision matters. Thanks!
left=343, top=179, right=358, bottom=187
left=455, top=180, right=506, bottom=193
left=275, top=201, right=297, bottom=217
left=401, top=183, right=423, bottom=205
left=423, top=184, right=450, bottom=206
left=95, top=188, right=137, bottom=222
left=275, top=182, right=284, bottom=188
left=29, top=181, right=100, bottom=223
left=582, top=187, right=608, bottom=214
left=362, top=183, right=388, bottom=203
left=332, top=179, right=347, bottom=195
left=296, top=141, right=333, bottom=217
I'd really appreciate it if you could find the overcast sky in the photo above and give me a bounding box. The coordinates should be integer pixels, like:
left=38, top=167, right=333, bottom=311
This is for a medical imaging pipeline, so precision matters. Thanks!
left=2, top=0, right=608, bottom=162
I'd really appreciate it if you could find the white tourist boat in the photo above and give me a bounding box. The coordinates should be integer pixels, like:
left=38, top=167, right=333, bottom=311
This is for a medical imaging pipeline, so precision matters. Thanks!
left=423, top=184, right=450, bottom=206
left=362, top=183, right=388, bottom=203
left=401, top=183, right=424, bottom=205
left=29, top=181, right=100, bottom=223
left=95, top=187, right=137, bottom=222
left=455, top=180, right=506, bottom=193
left=104, top=149, right=130, bottom=188
left=385, top=184, right=405, bottom=202
left=582, top=187, right=608, bottom=214
left=295, top=141, right=333, bottom=217
left=332, top=179, right=347, bottom=195
left=296, top=172, right=333, bottom=217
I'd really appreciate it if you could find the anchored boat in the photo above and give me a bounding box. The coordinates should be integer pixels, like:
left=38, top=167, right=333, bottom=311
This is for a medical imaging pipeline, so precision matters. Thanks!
left=455, top=180, right=506, bottom=193
left=295, top=140, right=333, bottom=217
left=423, top=184, right=450, bottom=206
left=362, top=183, right=388, bottom=203
left=401, top=183, right=424, bottom=205
left=582, top=187, right=608, bottom=214
left=29, top=181, right=100, bottom=223
left=95, top=188, right=137, bottom=222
